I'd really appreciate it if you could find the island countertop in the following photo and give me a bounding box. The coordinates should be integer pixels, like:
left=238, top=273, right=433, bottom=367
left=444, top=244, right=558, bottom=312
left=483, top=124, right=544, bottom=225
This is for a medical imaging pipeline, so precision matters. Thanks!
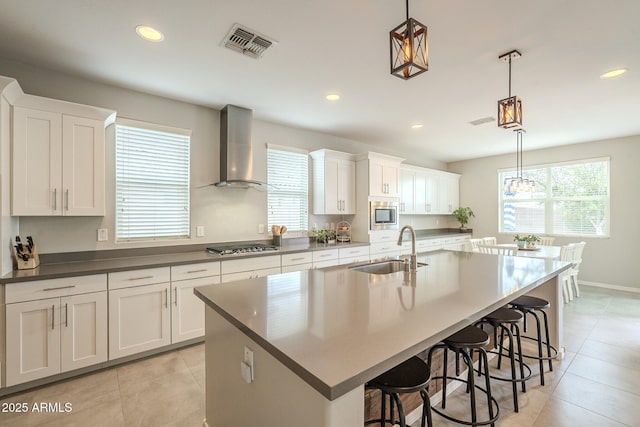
left=195, top=250, right=571, bottom=401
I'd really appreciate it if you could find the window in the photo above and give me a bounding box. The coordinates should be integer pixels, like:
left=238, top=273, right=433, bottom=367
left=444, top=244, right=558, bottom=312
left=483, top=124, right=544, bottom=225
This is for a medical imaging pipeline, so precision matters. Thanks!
left=499, top=158, right=609, bottom=237
left=267, top=145, right=308, bottom=232
left=115, top=119, right=191, bottom=241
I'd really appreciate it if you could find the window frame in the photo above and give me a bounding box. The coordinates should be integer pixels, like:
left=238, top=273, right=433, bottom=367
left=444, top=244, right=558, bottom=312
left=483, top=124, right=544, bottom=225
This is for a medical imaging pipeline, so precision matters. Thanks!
left=498, top=157, right=610, bottom=238
left=115, top=118, right=192, bottom=242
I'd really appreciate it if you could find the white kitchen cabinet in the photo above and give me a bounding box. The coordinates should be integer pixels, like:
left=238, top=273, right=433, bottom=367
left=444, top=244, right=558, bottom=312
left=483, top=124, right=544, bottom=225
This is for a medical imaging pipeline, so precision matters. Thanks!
left=437, top=173, right=460, bottom=214
left=312, top=248, right=340, bottom=269
left=357, top=152, right=404, bottom=198
left=108, top=267, right=172, bottom=359
left=108, top=281, right=171, bottom=360
left=338, top=246, right=369, bottom=265
left=399, top=167, right=416, bottom=214
left=281, top=252, right=313, bottom=273
left=221, top=255, right=281, bottom=282
left=4, top=275, right=107, bottom=386
left=170, top=262, right=220, bottom=343
left=310, top=149, right=356, bottom=214
left=11, top=96, right=115, bottom=216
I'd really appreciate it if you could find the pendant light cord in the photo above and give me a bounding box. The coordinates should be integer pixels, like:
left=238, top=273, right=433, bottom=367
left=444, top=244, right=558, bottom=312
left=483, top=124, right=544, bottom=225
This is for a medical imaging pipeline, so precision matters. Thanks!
left=405, top=0, right=409, bottom=21
left=508, top=55, right=512, bottom=98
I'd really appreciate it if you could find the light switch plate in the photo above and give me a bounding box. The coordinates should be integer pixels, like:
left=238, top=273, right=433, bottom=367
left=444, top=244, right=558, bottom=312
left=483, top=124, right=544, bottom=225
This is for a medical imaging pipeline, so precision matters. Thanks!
left=196, top=226, right=205, bottom=237
left=97, top=229, right=108, bottom=241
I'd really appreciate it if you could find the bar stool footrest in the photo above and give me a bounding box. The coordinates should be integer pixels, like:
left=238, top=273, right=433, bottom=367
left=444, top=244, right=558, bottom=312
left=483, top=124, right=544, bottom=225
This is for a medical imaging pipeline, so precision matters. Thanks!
left=430, top=375, right=500, bottom=426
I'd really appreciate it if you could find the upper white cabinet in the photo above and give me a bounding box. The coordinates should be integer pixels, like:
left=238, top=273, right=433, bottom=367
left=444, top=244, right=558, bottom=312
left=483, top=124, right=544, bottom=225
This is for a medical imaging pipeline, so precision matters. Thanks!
left=11, top=95, right=116, bottom=216
left=399, top=165, right=460, bottom=215
left=358, top=152, right=404, bottom=198
left=310, top=149, right=356, bottom=215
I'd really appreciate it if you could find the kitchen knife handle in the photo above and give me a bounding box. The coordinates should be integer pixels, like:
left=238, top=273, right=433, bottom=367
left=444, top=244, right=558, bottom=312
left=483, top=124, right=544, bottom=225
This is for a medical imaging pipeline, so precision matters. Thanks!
left=51, top=305, right=55, bottom=330
left=53, top=188, right=57, bottom=211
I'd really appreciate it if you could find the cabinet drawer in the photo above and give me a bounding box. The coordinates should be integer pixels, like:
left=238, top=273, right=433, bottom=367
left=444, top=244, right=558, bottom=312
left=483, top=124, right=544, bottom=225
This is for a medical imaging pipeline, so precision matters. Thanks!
left=339, top=246, right=369, bottom=259
left=171, top=262, right=220, bottom=281
left=221, top=255, right=281, bottom=275
left=312, top=249, right=339, bottom=262
left=281, top=252, right=313, bottom=266
left=108, top=267, right=170, bottom=290
left=5, top=274, right=107, bottom=304
left=370, top=242, right=400, bottom=255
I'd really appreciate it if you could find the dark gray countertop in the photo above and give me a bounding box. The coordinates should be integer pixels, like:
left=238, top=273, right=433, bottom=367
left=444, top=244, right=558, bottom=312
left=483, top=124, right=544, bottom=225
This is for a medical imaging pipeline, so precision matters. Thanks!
left=0, top=229, right=469, bottom=284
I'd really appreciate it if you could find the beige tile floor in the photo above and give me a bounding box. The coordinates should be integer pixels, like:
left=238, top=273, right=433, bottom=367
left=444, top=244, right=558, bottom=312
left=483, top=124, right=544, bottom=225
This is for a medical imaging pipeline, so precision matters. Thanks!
left=1, top=285, right=639, bottom=427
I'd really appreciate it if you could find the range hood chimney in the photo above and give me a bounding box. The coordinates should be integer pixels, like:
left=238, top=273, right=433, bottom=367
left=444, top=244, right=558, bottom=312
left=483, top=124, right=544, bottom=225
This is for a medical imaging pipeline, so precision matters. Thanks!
left=214, top=105, right=268, bottom=190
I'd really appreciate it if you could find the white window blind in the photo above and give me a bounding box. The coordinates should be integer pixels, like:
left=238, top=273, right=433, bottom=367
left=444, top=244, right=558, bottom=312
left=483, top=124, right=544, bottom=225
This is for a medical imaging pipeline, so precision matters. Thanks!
left=499, top=158, right=609, bottom=237
left=115, top=121, right=191, bottom=241
left=267, top=146, right=308, bottom=232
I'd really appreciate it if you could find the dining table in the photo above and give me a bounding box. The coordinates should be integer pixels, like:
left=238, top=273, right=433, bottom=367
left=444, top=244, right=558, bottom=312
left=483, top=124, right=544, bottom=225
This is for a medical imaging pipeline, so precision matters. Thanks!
left=496, top=244, right=561, bottom=259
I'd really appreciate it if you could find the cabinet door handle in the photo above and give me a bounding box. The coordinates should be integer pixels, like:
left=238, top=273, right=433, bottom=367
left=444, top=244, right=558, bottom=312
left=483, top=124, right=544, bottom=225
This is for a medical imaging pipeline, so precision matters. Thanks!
left=164, top=288, right=168, bottom=308
left=51, top=304, right=55, bottom=330
left=291, top=257, right=305, bottom=261
left=174, top=288, right=178, bottom=306
left=65, top=303, right=69, bottom=327
left=42, top=285, right=76, bottom=292
left=187, top=269, right=208, bottom=274
left=53, top=188, right=57, bottom=211
left=65, top=189, right=69, bottom=211
left=129, top=276, right=154, bottom=281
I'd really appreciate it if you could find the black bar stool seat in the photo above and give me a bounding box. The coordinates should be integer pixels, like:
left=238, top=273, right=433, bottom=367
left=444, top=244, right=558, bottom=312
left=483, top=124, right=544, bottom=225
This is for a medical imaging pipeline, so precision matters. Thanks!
left=366, top=356, right=433, bottom=427
left=509, top=295, right=558, bottom=386
left=428, top=325, right=500, bottom=427
left=476, top=307, right=531, bottom=413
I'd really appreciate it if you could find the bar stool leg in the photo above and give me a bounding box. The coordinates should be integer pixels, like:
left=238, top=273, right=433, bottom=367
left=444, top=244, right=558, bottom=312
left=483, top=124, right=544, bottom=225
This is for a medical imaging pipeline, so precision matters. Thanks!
left=514, top=323, right=526, bottom=393
left=461, top=350, right=478, bottom=426
left=479, top=348, right=496, bottom=427
left=540, top=309, right=553, bottom=371
left=501, top=324, right=519, bottom=412
left=442, top=347, right=449, bottom=409
left=380, top=390, right=386, bottom=427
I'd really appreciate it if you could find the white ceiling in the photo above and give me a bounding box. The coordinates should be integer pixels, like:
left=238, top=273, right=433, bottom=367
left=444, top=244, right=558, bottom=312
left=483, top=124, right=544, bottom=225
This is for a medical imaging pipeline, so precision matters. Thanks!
left=0, top=0, right=638, bottom=162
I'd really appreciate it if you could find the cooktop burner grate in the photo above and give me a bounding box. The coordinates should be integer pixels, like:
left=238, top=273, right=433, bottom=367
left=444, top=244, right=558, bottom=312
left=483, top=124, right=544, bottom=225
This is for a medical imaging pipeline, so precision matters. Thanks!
left=206, top=244, right=278, bottom=256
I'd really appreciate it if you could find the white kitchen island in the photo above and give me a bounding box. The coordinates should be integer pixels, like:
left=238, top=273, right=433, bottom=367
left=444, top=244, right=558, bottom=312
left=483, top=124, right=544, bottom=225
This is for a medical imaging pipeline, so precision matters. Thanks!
left=194, top=250, right=570, bottom=427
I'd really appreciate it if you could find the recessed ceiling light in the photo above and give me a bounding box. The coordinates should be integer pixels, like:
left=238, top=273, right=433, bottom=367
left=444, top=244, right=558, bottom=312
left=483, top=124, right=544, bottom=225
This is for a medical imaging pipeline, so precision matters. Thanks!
left=411, top=123, right=424, bottom=129
left=136, top=25, right=164, bottom=42
left=325, top=93, right=340, bottom=101
left=600, top=68, right=627, bottom=79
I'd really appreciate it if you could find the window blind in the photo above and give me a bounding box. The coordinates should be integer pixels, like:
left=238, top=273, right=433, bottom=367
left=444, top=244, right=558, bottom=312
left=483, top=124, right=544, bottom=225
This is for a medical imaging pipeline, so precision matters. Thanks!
left=499, top=158, right=609, bottom=237
left=115, top=123, right=191, bottom=241
left=267, top=147, right=308, bottom=232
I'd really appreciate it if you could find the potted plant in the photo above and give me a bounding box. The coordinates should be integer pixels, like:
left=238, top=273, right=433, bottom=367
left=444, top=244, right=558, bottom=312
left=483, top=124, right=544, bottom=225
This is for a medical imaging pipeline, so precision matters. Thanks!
left=451, top=207, right=475, bottom=231
left=513, top=234, right=540, bottom=249
left=525, top=234, right=540, bottom=249
left=316, top=229, right=336, bottom=244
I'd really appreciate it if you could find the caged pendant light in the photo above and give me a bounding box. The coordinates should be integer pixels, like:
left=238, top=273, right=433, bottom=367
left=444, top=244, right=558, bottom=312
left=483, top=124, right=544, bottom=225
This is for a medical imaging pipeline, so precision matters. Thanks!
left=503, top=129, right=536, bottom=195
left=497, top=50, right=523, bottom=129
left=390, top=0, right=428, bottom=80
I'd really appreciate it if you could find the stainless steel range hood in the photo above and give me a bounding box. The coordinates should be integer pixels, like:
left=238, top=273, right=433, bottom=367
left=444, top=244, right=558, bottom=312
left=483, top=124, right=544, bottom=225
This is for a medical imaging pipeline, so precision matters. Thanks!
left=213, top=105, right=268, bottom=190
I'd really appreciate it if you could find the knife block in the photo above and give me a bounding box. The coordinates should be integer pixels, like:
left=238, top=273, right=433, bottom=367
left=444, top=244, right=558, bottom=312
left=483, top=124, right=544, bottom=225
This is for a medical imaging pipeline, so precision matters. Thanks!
left=14, top=244, right=40, bottom=270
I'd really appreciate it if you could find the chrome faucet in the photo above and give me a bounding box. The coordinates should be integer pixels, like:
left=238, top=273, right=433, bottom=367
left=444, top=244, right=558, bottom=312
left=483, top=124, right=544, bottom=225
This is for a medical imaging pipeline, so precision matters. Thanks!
left=397, top=225, right=417, bottom=271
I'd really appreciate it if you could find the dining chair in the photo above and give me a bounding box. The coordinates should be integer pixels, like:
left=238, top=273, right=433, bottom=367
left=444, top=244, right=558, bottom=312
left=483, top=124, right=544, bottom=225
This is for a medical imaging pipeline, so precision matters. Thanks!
left=477, top=245, right=517, bottom=256
left=567, top=242, right=586, bottom=298
left=467, top=238, right=483, bottom=252
left=482, top=237, right=497, bottom=245
left=538, top=236, right=555, bottom=246
left=559, top=245, right=576, bottom=303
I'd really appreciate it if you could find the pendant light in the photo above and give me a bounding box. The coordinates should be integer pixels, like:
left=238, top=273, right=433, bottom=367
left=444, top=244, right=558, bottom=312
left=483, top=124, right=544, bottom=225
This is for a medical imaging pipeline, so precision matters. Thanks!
left=503, top=129, right=536, bottom=195
left=390, top=0, right=428, bottom=80
left=497, top=50, right=523, bottom=129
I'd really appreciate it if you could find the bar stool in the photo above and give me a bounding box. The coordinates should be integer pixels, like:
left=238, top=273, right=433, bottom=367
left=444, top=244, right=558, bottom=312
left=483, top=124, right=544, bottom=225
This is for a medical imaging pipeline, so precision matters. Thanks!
left=475, top=307, right=531, bottom=412
left=509, top=295, right=558, bottom=386
left=427, top=325, right=500, bottom=427
left=365, top=356, right=433, bottom=427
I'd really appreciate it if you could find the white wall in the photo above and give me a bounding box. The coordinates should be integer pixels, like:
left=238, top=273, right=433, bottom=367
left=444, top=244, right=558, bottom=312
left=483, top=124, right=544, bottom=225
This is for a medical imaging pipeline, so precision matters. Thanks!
left=448, top=135, right=640, bottom=291
left=0, top=58, right=447, bottom=254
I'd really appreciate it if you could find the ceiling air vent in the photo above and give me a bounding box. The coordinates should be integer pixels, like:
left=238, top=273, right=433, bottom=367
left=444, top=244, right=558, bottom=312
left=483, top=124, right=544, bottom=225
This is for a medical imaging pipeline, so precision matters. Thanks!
left=222, top=24, right=276, bottom=59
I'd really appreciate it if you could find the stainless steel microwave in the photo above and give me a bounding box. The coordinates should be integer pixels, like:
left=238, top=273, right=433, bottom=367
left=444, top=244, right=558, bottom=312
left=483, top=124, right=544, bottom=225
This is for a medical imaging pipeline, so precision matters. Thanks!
left=370, top=200, right=399, bottom=230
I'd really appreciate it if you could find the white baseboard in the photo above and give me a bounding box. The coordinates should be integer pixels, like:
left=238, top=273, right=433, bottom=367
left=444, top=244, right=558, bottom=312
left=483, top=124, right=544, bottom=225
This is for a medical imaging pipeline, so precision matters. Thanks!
left=579, top=281, right=640, bottom=294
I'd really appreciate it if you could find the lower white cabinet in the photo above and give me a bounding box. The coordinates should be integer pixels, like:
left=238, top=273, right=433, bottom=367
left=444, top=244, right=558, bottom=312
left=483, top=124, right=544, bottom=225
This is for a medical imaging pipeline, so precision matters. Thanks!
left=221, top=255, right=281, bottom=283
left=281, top=252, right=313, bottom=273
left=5, top=275, right=107, bottom=387
left=170, top=263, right=220, bottom=343
left=109, top=282, right=171, bottom=360
left=312, top=249, right=340, bottom=269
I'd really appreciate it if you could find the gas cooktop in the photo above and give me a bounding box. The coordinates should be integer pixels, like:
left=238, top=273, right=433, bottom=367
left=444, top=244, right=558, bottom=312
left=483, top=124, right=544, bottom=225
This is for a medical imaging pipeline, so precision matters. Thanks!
left=206, top=244, right=278, bottom=256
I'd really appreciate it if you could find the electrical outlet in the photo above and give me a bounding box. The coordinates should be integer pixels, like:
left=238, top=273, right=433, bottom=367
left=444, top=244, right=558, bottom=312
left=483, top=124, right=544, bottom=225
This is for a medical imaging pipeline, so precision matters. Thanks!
left=196, top=226, right=205, bottom=237
left=258, top=224, right=264, bottom=234
left=97, top=229, right=108, bottom=241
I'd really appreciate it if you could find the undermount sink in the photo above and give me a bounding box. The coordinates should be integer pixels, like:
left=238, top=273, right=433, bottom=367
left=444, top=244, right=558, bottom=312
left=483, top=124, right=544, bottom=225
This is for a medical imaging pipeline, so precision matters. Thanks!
left=349, top=259, right=427, bottom=275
